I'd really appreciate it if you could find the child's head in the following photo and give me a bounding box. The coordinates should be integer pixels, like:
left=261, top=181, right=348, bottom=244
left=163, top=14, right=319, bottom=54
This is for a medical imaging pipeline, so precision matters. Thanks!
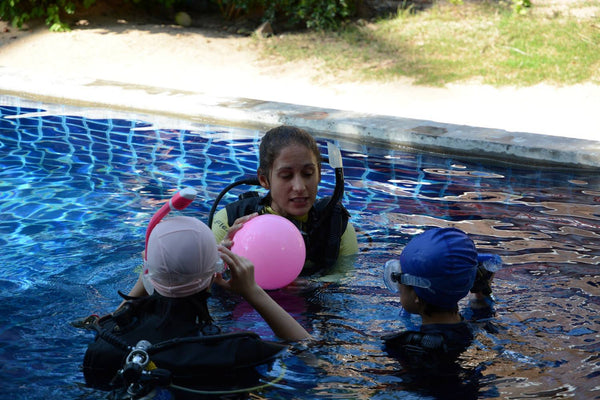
left=385, top=227, right=478, bottom=313
left=257, top=126, right=322, bottom=217
left=142, top=216, right=220, bottom=298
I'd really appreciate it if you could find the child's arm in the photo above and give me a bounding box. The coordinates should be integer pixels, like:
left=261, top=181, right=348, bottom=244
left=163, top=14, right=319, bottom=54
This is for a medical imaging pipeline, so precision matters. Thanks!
left=126, top=275, right=148, bottom=297
left=215, top=245, right=311, bottom=341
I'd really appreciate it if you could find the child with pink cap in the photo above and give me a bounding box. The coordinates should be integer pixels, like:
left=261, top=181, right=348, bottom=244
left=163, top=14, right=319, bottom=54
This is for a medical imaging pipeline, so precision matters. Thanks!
left=82, top=215, right=309, bottom=397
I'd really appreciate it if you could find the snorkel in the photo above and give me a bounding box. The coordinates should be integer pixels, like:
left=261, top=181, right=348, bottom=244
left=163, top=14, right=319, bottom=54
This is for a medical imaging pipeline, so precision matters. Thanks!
left=144, top=187, right=197, bottom=261
left=320, top=142, right=345, bottom=218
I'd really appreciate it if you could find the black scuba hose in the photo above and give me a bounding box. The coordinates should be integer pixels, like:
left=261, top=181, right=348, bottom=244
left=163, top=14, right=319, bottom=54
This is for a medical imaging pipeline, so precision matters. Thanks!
left=90, top=322, right=132, bottom=352
left=207, top=177, right=260, bottom=228
left=330, top=168, right=344, bottom=210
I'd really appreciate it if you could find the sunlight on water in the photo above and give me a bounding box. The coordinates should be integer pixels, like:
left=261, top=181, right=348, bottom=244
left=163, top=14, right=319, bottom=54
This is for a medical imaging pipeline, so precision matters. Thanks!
left=0, top=97, right=598, bottom=399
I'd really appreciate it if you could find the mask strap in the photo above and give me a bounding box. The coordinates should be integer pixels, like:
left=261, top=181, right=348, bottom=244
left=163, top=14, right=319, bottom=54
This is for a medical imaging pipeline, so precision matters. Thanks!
left=384, top=259, right=432, bottom=292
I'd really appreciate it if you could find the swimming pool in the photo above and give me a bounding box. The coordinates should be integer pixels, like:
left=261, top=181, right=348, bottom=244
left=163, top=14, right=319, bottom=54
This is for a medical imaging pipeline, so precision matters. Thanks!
left=1, top=96, right=598, bottom=399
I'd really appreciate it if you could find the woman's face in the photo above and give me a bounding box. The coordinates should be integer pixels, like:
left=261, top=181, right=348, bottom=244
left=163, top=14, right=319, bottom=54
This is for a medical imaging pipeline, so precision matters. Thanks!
left=258, top=143, right=320, bottom=218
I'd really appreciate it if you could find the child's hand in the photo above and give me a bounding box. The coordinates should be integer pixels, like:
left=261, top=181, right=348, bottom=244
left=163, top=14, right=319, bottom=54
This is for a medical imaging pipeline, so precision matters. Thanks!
left=214, top=245, right=260, bottom=298
left=220, top=212, right=258, bottom=249
left=215, top=246, right=311, bottom=341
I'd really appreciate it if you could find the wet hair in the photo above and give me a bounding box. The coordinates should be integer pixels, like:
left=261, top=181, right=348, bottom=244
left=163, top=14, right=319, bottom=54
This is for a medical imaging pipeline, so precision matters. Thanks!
left=258, top=125, right=321, bottom=179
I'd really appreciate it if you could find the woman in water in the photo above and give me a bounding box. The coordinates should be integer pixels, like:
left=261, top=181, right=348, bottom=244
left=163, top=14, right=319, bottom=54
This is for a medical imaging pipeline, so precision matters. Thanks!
left=212, top=125, right=358, bottom=274
left=123, top=126, right=357, bottom=299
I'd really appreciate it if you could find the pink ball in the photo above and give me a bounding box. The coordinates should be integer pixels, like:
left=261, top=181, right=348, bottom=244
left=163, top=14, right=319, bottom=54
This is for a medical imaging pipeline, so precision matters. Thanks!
left=231, top=214, right=305, bottom=290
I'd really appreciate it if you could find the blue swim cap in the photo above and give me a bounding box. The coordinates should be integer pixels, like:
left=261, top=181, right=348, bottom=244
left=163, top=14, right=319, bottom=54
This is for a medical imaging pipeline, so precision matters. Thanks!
left=399, top=227, right=478, bottom=309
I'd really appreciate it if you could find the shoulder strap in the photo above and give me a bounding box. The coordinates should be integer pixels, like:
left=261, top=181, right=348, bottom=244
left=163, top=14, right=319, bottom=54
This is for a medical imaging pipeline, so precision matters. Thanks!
left=84, top=312, right=286, bottom=391
left=305, top=197, right=350, bottom=271
left=383, top=330, right=449, bottom=359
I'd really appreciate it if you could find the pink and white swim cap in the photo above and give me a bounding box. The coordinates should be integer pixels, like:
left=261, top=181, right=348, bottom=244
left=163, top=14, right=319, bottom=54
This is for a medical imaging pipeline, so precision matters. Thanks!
left=142, top=216, right=219, bottom=298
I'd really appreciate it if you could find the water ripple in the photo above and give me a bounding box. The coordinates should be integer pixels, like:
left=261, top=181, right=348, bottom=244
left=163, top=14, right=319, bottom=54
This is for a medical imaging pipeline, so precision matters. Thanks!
left=1, top=99, right=598, bottom=399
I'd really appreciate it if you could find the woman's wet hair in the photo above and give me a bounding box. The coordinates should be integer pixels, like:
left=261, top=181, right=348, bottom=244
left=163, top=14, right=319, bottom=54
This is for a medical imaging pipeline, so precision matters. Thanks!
left=258, top=125, right=321, bottom=178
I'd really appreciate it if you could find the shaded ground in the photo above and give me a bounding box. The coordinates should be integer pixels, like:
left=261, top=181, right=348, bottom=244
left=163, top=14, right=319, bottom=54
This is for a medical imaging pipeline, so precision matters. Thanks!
left=1, top=1, right=599, bottom=139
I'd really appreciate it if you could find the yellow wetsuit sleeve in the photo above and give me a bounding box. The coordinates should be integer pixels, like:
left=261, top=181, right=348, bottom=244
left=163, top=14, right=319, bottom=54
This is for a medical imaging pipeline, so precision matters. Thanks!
left=211, top=207, right=230, bottom=244
left=339, top=221, right=359, bottom=256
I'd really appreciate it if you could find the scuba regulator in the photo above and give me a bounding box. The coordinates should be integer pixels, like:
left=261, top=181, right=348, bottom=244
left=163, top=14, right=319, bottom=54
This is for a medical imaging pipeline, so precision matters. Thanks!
left=116, top=340, right=172, bottom=399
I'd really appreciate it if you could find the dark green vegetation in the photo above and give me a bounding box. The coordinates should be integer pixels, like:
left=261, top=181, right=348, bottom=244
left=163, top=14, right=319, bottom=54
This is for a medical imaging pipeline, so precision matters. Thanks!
left=2, top=0, right=355, bottom=31
left=2, top=0, right=597, bottom=86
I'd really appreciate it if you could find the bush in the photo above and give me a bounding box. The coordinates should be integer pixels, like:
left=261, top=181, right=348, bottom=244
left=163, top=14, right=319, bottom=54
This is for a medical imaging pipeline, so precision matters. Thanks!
left=0, top=0, right=356, bottom=32
left=213, top=0, right=357, bottom=30
left=510, top=0, right=531, bottom=15
left=0, top=0, right=182, bottom=31
left=0, top=0, right=96, bottom=31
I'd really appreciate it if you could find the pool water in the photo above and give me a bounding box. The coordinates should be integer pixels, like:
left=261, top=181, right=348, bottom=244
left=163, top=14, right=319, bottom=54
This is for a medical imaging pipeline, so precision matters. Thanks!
left=1, top=97, right=598, bottom=399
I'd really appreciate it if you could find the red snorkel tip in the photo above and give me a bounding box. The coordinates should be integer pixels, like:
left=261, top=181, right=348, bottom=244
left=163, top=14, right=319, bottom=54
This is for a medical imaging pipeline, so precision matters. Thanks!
left=144, top=187, right=197, bottom=260
left=169, top=187, right=197, bottom=210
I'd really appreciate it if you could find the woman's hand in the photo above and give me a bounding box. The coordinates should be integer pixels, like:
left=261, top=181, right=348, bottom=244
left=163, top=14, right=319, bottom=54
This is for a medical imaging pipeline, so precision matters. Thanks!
left=220, top=212, right=258, bottom=249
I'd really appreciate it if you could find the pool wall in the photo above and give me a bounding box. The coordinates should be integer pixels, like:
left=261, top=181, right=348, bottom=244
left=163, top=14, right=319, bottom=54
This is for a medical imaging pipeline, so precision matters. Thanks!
left=1, top=68, right=599, bottom=168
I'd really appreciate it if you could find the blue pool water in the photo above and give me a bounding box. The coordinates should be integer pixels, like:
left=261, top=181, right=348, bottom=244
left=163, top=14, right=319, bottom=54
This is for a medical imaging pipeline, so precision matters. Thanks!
left=1, top=97, right=599, bottom=399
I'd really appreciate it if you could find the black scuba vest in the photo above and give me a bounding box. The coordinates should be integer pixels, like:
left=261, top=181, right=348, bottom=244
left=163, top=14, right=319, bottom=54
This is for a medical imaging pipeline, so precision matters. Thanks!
left=382, top=323, right=474, bottom=371
left=83, top=295, right=286, bottom=392
left=224, top=194, right=350, bottom=273
left=382, top=328, right=482, bottom=398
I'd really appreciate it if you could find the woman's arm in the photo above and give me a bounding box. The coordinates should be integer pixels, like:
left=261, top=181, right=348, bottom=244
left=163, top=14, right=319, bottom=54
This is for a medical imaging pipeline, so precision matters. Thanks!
left=113, top=252, right=149, bottom=311
left=126, top=274, right=148, bottom=297
left=214, top=245, right=311, bottom=341
left=339, top=221, right=359, bottom=256
left=211, top=207, right=230, bottom=244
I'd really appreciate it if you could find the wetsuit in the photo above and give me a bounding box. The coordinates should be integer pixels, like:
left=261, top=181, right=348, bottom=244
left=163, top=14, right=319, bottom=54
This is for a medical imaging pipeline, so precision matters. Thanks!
left=382, top=322, right=475, bottom=369
left=211, top=194, right=358, bottom=274
left=383, top=322, right=481, bottom=398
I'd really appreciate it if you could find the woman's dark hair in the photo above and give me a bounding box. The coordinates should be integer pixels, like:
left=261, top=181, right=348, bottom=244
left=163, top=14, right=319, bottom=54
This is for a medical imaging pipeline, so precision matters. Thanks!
left=258, top=125, right=321, bottom=179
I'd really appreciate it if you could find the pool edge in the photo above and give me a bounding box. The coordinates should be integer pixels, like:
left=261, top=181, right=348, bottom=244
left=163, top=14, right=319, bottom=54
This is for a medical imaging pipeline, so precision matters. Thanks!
left=1, top=68, right=599, bottom=169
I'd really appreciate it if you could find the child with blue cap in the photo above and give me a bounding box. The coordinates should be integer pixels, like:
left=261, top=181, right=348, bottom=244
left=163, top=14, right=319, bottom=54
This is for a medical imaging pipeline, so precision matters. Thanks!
left=382, top=227, right=500, bottom=369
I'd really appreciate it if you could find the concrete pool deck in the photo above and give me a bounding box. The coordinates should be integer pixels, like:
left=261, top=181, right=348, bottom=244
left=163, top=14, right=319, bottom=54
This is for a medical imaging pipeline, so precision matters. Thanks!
left=0, top=17, right=599, bottom=168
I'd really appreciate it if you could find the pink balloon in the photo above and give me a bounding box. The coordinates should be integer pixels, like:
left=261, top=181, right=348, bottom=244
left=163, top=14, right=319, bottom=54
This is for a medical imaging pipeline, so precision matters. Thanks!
left=231, top=214, right=305, bottom=290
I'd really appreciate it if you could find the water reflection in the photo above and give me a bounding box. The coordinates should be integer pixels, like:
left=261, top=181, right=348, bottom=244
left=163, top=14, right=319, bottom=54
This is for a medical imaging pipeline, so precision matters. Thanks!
left=0, top=101, right=599, bottom=399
